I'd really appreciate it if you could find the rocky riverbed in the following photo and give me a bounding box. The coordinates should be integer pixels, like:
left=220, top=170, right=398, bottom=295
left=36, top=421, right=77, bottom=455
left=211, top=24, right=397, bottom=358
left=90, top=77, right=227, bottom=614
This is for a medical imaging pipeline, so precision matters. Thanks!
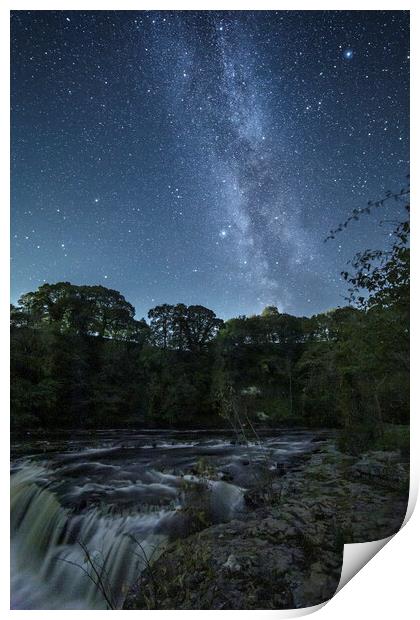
left=124, top=441, right=409, bottom=609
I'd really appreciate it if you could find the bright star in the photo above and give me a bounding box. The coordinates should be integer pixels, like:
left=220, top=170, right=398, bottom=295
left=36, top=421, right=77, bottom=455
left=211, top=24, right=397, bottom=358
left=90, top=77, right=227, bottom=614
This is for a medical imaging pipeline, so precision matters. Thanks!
left=343, top=48, right=354, bottom=60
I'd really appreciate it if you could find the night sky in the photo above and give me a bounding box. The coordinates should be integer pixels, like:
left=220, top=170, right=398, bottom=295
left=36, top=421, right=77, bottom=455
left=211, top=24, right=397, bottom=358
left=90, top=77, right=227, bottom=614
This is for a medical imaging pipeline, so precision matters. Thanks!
left=11, top=10, right=410, bottom=320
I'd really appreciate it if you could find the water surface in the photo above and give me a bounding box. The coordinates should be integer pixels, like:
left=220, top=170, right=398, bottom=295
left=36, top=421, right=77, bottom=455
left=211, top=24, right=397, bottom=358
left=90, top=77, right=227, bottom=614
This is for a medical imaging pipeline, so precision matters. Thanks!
left=11, top=428, right=316, bottom=609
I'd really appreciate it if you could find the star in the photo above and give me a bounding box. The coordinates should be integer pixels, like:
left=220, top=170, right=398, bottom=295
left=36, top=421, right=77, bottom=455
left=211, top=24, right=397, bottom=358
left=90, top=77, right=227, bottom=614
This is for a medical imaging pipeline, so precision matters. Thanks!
left=10, top=11, right=409, bottom=320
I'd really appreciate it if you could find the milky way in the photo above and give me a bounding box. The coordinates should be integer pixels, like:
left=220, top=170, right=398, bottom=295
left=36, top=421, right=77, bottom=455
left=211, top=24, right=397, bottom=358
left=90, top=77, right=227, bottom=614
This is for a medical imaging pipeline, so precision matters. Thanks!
left=11, top=10, right=409, bottom=319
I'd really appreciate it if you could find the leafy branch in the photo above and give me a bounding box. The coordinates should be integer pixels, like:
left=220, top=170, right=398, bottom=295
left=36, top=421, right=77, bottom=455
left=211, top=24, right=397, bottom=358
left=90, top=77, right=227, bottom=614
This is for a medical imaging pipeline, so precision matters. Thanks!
left=324, top=185, right=409, bottom=243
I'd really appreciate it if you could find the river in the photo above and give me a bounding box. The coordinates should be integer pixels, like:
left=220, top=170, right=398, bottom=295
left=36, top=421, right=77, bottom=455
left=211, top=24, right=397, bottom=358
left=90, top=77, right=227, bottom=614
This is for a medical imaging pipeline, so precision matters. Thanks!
left=10, top=428, right=317, bottom=609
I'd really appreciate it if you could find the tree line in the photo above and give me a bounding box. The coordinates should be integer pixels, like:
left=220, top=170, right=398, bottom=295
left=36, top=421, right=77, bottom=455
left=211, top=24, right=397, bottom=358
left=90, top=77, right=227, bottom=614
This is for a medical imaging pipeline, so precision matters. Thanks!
left=11, top=285, right=408, bottom=451
left=10, top=188, right=409, bottom=452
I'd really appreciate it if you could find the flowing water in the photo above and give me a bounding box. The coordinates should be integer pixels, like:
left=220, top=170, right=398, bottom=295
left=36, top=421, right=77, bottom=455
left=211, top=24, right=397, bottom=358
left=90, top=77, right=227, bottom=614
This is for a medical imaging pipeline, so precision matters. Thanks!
left=10, top=428, right=316, bottom=609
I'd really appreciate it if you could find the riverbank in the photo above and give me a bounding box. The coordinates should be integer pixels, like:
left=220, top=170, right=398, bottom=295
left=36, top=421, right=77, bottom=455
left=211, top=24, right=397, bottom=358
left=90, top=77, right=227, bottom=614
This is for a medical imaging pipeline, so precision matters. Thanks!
left=124, top=439, right=409, bottom=609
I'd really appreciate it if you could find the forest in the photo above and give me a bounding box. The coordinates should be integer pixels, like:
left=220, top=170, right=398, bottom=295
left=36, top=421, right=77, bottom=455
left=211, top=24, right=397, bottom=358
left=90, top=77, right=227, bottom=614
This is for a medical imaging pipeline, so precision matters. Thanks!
left=10, top=194, right=409, bottom=455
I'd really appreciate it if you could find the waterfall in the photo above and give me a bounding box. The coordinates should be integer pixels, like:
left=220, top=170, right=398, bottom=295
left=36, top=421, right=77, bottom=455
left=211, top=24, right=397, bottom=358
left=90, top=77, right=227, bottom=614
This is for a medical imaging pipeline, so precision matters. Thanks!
left=209, top=480, right=245, bottom=522
left=11, top=429, right=306, bottom=609
left=10, top=464, right=167, bottom=609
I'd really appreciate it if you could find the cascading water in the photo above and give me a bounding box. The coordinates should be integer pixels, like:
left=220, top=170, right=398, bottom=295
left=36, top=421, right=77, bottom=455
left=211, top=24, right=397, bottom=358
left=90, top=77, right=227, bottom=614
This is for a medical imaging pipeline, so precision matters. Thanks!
left=11, top=464, right=168, bottom=609
left=10, top=429, right=315, bottom=609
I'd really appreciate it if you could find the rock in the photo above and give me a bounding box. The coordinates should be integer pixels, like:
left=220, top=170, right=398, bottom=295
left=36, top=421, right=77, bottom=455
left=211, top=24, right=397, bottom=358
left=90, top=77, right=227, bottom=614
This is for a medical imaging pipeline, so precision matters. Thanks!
left=125, top=438, right=408, bottom=611
left=350, top=453, right=409, bottom=490
left=222, top=554, right=241, bottom=572
left=219, top=470, right=234, bottom=482
left=292, top=561, right=338, bottom=607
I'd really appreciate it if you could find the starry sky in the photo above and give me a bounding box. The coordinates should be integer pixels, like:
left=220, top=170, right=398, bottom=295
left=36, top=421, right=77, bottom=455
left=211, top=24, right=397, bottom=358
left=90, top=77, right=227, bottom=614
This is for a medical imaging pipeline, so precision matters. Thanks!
left=11, top=10, right=410, bottom=320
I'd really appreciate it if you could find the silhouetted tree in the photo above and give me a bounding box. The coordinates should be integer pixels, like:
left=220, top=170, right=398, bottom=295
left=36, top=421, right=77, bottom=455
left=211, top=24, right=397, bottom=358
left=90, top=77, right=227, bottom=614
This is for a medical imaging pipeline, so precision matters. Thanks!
left=17, top=282, right=139, bottom=340
left=148, top=303, right=223, bottom=351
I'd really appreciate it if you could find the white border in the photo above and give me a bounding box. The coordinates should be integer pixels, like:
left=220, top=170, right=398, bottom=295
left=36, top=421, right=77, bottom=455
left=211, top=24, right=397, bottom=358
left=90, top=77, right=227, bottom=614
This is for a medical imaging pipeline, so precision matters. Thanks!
left=2, top=2, right=417, bottom=618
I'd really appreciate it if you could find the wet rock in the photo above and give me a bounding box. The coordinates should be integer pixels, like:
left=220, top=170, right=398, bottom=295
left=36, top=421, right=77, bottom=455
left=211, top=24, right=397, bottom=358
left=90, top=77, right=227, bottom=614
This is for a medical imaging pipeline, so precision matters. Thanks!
left=222, top=554, right=241, bottom=572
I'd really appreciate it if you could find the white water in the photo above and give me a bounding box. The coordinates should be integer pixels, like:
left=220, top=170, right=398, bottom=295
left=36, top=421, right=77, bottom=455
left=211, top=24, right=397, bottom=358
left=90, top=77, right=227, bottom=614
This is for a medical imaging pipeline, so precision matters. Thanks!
left=11, top=464, right=168, bottom=609
left=10, top=429, right=315, bottom=609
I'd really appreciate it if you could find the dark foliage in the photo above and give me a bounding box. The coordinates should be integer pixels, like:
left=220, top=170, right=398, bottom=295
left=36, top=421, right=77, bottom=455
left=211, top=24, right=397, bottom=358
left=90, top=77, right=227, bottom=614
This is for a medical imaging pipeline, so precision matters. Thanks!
left=10, top=288, right=408, bottom=441
left=10, top=190, right=409, bottom=447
